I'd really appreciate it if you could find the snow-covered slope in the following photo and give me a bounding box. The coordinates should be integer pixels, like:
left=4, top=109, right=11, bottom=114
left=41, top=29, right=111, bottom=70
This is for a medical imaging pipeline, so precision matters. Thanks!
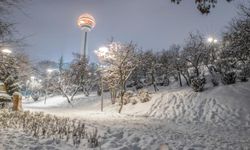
left=118, top=82, right=250, bottom=128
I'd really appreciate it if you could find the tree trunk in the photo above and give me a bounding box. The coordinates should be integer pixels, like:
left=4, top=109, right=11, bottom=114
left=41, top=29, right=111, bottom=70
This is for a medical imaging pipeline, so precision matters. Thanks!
left=178, top=72, right=182, bottom=87
left=59, top=88, right=73, bottom=107
left=195, top=67, right=199, bottom=77
left=110, top=88, right=116, bottom=104
left=118, top=91, right=124, bottom=113
left=181, top=72, right=190, bottom=86
left=118, top=82, right=126, bottom=113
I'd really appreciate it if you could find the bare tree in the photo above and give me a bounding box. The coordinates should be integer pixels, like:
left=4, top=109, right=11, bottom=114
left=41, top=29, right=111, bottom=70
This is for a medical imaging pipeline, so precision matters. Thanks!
left=170, top=0, right=233, bottom=14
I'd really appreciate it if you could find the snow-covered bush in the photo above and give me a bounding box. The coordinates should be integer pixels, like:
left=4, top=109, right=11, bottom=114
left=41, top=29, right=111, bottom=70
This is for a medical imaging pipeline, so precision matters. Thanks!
left=238, top=70, right=248, bottom=82
left=138, top=89, right=151, bottom=103
left=31, top=93, right=39, bottom=101
left=221, top=72, right=236, bottom=85
left=211, top=78, right=219, bottom=86
left=191, top=77, right=205, bottom=92
left=131, top=97, right=138, bottom=105
left=123, top=90, right=134, bottom=105
left=238, top=74, right=248, bottom=82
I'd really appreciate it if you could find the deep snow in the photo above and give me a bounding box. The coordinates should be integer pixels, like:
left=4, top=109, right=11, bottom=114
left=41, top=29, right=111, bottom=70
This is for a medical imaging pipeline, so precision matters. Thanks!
left=2, top=82, right=250, bottom=149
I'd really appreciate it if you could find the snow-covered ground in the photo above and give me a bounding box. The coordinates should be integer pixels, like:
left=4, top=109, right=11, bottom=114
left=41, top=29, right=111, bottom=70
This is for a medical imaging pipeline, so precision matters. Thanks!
left=2, top=82, right=250, bottom=149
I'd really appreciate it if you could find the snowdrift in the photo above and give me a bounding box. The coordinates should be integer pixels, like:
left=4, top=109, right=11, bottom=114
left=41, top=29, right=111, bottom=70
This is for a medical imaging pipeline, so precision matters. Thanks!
left=123, top=82, right=250, bottom=127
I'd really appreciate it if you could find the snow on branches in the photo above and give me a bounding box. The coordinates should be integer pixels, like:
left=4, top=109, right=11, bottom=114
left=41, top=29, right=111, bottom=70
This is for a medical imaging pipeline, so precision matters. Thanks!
left=96, top=42, right=138, bottom=113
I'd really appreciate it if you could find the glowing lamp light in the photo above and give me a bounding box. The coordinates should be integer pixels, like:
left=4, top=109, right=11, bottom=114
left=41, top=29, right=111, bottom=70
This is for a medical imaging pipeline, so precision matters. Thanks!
left=99, top=46, right=109, bottom=54
left=77, top=13, right=96, bottom=32
left=207, top=37, right=214, bottom=43
left=47, top=69, right=54, bottom=74
left=95, top=46, right=109, bottom=59
left=1, top=49, right=12, bottom=54
left=207, top=37, right=218, bottom=44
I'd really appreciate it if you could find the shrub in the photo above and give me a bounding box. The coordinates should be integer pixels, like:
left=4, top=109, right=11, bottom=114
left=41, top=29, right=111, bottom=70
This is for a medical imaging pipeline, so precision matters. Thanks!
left=130, top=97, right=138, bottom=105
left=31, top=94, right=39, bottom=101
left=138, top=89, right=151, bottom=103
left=221, top=72, right=236, bottom=85
left=211, top=78, right=219, bottom=86
left=238, top=71, right=248, bottom=82
left=0, top=110, right=100, bottom=148
left=238, top=75, right=248, bottom=82
left=191, top=77, right=205, bottom=92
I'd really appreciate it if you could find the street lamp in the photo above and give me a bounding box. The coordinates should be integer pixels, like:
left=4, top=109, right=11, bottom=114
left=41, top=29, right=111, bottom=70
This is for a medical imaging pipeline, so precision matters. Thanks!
left=47, top=68, right=54, bottom=74
left=30, top=76, right=35, bottom=80
left=1, top=49, right=12, bottom=54
left=45, top=68, right=54, bottom=104
left=1, top=48, right=12, bottom=62
left=207, top=37, right=218, bottom=44
left=77, top=13, right=96, bottom=58
left=207, top=36, right=219, bottom=65
left=95, top=46, right=110, bottom=112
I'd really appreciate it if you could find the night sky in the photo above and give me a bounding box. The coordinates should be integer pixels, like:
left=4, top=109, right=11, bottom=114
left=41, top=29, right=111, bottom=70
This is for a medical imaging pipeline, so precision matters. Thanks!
left=12, top=0, right=246, bottom=63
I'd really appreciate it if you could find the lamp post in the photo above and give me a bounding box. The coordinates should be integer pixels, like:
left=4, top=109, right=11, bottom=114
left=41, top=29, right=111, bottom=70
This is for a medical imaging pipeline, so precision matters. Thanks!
left=45, top=69, right=54, bottom=104
left=77, top=13, right=96, bottom=58
left=207, top=36, right=219, bottom=70
left=95, top=46, right=109, bottom=112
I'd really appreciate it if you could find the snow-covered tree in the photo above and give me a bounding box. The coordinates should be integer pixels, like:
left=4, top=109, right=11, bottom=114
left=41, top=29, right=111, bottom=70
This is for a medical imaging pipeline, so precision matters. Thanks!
left=220, top=4, right=250, bottom=80
left=0, top=52, right=20, bottom=95
left=96, top=42, right=138, bottom=113
left=0, top=0, right=26, bottom=48
left=51, top=54, right=93, bottom=105
left=182, top=32, right=207, bottom=78
left=163, top=44, right=190, bottom=86
left=141, top=50, right=160, bottom=92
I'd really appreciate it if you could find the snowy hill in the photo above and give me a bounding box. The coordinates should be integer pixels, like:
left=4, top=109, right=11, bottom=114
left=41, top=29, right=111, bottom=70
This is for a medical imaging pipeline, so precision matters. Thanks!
left=108, top=82, right=250, bottom=128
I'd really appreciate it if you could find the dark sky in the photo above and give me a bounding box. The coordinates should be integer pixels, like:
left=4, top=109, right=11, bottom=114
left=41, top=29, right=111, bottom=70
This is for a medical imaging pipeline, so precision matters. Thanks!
left=12, top=0, right=246, bottom=63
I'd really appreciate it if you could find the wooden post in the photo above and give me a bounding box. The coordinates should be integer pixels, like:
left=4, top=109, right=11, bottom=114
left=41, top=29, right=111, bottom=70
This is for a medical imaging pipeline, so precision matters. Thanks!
left=12, top=92, right=22, bottom=111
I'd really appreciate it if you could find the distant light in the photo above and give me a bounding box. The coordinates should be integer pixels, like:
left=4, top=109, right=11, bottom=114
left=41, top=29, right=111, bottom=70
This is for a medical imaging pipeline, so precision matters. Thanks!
left=1, top=49, right=12, bottom=54
left=31, top=76, right=35, bottom=80
left=213, top=39, right=218, bottom=43
left=207, top=37, right=213, bottom=43
left=38, top=79, right=42, bottom=82
left=47, top=69, right=54, bottom=73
